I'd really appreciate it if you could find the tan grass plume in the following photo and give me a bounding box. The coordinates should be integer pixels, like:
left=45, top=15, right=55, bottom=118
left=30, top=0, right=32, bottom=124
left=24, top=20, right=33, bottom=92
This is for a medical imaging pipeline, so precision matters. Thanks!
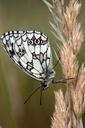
left=43, top=0, right=85, bottom=127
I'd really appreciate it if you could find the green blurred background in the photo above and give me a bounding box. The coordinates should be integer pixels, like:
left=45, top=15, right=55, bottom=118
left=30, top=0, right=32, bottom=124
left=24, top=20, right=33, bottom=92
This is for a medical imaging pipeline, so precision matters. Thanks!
left=0, top=0, right=85, bottom=128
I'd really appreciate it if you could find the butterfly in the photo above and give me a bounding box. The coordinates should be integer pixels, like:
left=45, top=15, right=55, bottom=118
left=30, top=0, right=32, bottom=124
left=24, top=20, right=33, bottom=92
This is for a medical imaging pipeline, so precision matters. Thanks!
left=1, top=30, right=55, bottom=96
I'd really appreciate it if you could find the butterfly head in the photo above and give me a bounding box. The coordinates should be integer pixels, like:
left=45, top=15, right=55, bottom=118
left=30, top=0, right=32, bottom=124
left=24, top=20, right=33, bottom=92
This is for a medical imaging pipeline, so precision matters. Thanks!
left=41, top=69, right=55, bottom=89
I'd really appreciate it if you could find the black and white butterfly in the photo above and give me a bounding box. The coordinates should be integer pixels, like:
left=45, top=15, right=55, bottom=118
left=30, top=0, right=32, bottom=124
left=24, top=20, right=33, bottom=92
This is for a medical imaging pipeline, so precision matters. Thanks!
left=1, top=30, right=57, bottom=102
left=1, top=30, right=71, bottom=104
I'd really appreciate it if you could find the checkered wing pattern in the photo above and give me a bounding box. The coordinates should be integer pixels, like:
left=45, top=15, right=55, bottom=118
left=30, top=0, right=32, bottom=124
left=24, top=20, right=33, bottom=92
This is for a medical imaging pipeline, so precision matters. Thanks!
left=1, top=30, right=52, bottom=81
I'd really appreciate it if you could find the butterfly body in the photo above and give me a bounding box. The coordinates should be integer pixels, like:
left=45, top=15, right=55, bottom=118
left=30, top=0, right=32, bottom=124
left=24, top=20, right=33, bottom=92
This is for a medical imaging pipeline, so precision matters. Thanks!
left=1, top=30, right=55, bottom=89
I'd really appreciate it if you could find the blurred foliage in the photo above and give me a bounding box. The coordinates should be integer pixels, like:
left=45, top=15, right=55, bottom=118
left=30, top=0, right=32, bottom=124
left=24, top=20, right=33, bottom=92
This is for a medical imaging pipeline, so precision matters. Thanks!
left=0, top=0, right=85, bottom=128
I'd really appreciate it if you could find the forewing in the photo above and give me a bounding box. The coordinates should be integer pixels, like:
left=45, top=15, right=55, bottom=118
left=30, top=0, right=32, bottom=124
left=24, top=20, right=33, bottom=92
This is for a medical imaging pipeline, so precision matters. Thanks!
left=1, top=30, right=52, bottom=81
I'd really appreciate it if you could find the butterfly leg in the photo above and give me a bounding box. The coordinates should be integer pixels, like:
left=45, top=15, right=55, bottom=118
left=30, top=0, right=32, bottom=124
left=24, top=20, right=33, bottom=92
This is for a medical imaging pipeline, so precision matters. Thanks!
left=24, top=86, right=41, bottom=104
left=40, top=86, right=43, bottom=105
left=52, top=77, right=75, bottom=84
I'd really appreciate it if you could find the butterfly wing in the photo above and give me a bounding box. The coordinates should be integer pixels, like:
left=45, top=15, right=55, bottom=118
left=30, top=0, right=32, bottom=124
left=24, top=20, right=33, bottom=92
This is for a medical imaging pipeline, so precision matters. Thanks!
left=1, top=30, right=53, bottom=81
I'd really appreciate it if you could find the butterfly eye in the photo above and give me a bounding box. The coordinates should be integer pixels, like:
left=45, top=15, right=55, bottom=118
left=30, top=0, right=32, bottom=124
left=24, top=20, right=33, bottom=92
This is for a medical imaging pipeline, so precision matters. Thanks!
left=43, top=84, right=48, bottom=89
left=51, top=71, right=54, bottom=73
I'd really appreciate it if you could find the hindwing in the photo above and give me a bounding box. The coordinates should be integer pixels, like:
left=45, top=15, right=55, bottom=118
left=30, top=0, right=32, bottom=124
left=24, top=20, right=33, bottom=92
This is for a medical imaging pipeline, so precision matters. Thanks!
left=1, top=30, right=53, bottom=81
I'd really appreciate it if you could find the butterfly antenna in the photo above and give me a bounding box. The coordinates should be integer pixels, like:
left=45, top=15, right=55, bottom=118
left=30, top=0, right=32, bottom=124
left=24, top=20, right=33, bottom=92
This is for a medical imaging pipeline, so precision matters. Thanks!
left=24, top=86, right=41, bottom=104
left=53, top=56, right=61, bottom=69
left=52, top=47, right=61, bottom=69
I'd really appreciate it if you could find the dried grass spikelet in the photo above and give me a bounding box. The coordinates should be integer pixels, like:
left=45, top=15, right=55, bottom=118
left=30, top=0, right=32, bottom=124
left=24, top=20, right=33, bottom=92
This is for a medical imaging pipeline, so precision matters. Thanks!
left=71, top=64, right=85, bottom=117
left=60, top=1, right=85, bottom=126
left=60, top=0, right=85, bottom=120
left=42, top=0, right=66, bottom=44
left=60, top=43, right=78, bottom=79
left=64, top=0, right=83, bottom=55
left=51, top=90, right=71, bottom=128
left=43, top=0, right=85, bottom=128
